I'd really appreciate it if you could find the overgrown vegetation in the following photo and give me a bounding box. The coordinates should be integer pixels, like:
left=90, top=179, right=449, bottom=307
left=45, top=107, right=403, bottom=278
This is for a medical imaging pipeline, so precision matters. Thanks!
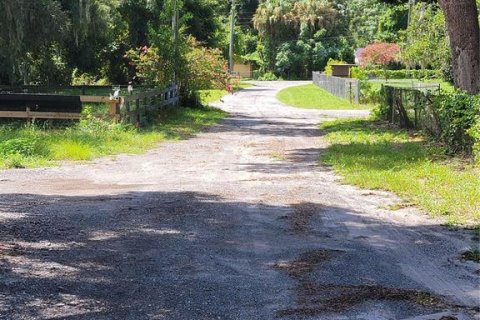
left=277, top=85, right=369, bottom=110
left=374, top=85, right=480, bottom=162
left=0, top=106, right=226, bottom=169
left=321, top=119, right=480, bottom=225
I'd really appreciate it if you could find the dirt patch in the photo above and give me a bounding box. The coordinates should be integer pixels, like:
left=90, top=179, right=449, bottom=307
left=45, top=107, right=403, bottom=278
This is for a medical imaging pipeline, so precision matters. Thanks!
left=285, top=203, right=321, bottom=234
left=273, top=249, right=337, bottom=278
left=277, top=283, right=447, bottom=317
left=274, top=250, right=448, bottom=318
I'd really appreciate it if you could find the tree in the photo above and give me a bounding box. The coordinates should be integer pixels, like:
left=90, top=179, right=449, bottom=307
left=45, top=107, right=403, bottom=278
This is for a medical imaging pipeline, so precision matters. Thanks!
left=400, top=3, right=450, bottom=72
left=359, top=42, right=400, bottom=66
left=252, top=0, right=353, bottom=78
left=438, top=0, right=480, bottom=94
left=0, top=0, right=69, bottom=85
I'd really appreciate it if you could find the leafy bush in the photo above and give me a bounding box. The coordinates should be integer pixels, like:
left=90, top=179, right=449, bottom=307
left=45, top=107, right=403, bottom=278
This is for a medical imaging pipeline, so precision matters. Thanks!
left=375, top=86, right=480, bottom=159
left=359, top=82, right=382, bottom=104
left=71, top=68, right=109, bottom=86
left=350, top=67, right=369, bottom=80
left=468, top=116, right=480, bottom=163
left=257, top=72, right=279, bottom=81
left=183, top=38, right=230, bottom=96
left=0, top=126, right=46, bottom=157
left=125, top=37, right=229, bottom=104
left=125, top=46, right=172, bottom=87
left=0, top=138, right=37, bottom=157
left=437, top=92, right=480, bottom=156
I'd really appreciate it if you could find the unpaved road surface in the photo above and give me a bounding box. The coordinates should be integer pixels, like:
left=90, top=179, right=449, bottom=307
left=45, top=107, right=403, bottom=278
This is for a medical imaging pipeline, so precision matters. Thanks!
left=0, top=81, right=478, bottom=320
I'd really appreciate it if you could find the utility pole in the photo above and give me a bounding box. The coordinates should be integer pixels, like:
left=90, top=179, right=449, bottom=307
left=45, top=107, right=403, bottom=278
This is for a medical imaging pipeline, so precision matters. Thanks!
left=172, top=0, right=179, bottom=83
left=229, top=0, right=236, bottom=74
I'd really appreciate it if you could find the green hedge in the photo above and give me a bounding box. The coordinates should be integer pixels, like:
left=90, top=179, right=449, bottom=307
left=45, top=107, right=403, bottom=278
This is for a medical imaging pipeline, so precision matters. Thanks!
left=365, top=69, right=442, bottom=80
left=437, top=92, right=480, bottom=157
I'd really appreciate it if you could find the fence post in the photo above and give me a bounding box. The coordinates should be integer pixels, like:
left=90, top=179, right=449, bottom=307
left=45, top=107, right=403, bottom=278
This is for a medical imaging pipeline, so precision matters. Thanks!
left=135, top=98, right=140, bottom=127
left=108, top=100, right=119, bottom=120
left=391, top=87, right=395, bottom=124
left=356, top=81, right=361, bottom=104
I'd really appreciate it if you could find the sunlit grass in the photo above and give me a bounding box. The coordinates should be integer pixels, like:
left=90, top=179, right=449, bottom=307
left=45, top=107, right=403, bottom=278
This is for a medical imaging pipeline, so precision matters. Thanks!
left=0, top=106, right=226, bottom=169
left=198, top=81, right=254, bottom=105
left=277, top=84, right=370, bottom=110
left=321, top=119, right=480, bottom=225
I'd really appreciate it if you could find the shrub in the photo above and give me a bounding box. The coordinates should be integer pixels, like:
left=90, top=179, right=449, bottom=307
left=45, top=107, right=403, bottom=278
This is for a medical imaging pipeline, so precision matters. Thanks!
left=183, top=38, right=230, bottom=95
left=364, top=69, right=441, bottom=80
left=71, top=68, right=109, bottom=86
left=359, top=82, right=382, bottom=104
left=468, top=116, right=480, bottom=163
left=350, top=67, right=369, bottom=80
left=125, top=46, right=172, bottom=87
left=258, top=72, right=279, bottom=81
left=0, top=138, right=37, bottom=157
left=437, top=92, right=480, bottom=156
left=375, top=86, right=479, bottom=159
left=125, top=37, right=230, bottom=104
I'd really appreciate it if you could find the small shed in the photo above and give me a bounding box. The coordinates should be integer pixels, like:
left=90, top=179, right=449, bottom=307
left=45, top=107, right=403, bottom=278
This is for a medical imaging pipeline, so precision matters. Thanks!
left=331, top=64, right=357, bottom=78
left=233, top=63, right=253, bottom=78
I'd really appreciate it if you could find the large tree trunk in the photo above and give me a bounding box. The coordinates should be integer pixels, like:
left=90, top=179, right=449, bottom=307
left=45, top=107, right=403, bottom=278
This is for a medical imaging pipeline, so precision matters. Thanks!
left=438, top=0, right=480, bottom=94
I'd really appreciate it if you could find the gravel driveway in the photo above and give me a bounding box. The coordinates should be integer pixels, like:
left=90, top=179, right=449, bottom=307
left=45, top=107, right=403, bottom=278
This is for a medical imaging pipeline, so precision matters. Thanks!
left=0, top=81, right=478, bottom=320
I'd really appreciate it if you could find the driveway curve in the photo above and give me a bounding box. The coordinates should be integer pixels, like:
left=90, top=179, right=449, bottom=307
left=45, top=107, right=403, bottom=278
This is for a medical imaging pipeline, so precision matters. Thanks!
left=0, top=81, right=478, bottom=320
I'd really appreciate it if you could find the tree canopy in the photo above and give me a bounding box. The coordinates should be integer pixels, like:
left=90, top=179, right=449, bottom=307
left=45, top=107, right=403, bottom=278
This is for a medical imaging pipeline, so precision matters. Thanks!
left=0, top=0, right=478, bottom=92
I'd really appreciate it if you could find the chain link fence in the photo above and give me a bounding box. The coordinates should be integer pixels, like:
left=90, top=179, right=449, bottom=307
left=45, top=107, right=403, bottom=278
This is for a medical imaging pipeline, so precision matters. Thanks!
left=380, top=84, right=442, bottom=136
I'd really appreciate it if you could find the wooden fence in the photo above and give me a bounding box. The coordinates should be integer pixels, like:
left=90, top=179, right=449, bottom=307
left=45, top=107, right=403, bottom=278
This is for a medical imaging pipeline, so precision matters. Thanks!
left=118, top=85, right=179, bottom=124
left=0, top=85, right=179, bottom=123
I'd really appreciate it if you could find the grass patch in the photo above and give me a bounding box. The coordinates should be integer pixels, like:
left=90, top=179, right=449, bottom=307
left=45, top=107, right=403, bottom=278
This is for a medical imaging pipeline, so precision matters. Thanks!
left=0, top=106, right=226, bottom=169
left=321, top=119, right=480, bottom=225
left=198, top=81, right=254, bottom=105
left=277, top=84, right=369, bottom=110
left=198, top=89, right=229, bottom=105
left=460, top=249, right=480, bottom=263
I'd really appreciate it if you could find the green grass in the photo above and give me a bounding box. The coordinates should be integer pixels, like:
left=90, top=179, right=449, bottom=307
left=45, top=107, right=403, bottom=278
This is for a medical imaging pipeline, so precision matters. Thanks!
left=198, top=81, right=254, bottom=105
left=198, top=89, right=229, bottom=105
left=321, top=119, right=480, bottom=226
left=0, top=106, right=226, bottom=169
left=277, top=84, right=370, bottom=110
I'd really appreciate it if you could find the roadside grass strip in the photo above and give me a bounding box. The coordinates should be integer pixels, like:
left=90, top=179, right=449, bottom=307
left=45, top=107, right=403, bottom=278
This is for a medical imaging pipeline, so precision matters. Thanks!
left=0, top=106, right=226, bottom=169
left=277, top=84, right=370, bottom=110
left=321, top=119, right=480, bottom=226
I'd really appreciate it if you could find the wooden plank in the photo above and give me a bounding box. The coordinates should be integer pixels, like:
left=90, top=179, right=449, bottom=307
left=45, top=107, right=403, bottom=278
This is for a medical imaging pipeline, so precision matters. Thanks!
left=0, top=111, right=81, bottom=120
left=80, top=96, right=111, bottom=103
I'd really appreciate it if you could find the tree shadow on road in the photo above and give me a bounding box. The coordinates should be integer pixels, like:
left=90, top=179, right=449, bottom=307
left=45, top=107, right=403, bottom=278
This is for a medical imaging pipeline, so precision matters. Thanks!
left=0, top=191, right=476, bottom=319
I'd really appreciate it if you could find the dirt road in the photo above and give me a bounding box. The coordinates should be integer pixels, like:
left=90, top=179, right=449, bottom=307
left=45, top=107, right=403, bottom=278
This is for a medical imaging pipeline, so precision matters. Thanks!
left=0, top=81, right=478, bottom=319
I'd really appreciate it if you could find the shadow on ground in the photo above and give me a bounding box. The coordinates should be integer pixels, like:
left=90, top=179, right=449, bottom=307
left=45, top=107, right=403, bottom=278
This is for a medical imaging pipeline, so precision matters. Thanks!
left=0, top=191, right=475, bottom=319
